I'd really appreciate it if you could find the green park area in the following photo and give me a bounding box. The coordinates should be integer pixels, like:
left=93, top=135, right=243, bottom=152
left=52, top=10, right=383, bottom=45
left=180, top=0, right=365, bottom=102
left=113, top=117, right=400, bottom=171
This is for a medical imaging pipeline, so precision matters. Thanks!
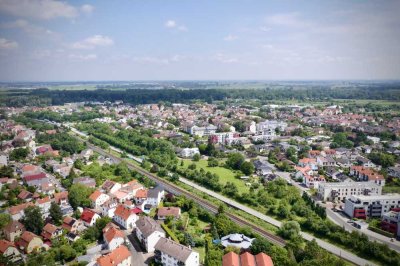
left=179, top=158, right=252, bottom=194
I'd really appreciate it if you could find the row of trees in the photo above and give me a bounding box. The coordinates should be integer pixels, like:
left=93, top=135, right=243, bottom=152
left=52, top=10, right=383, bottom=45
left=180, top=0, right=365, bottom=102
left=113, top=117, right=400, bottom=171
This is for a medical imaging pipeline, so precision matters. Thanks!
left=3, top=84, right=400, bottom=107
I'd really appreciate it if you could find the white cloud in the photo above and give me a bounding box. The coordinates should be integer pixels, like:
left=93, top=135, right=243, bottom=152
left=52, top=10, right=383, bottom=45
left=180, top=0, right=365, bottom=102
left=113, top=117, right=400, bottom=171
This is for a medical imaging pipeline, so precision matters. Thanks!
left=259, top=26, right=271, bottom=32
left=69, top=53, right=97, bottom=61
left=72, top=35, right=114, bottom=50
left=223, top=34, right=238, bottom=41
left=81, top=4, right=94, bottom=15
left=0, top=0, right=78, bottom=20
left=265, top=12, right=311, bottom=28
left=164, top=20, right=188, bottom=32
left=214, top=53, right=238, bottom=63
left=0, top=37, right=18, bottom=49
left=177, top=25, right=188, bottom=32
left=1, top=19, right=57, bottom=38
left=165, top=20, right=177, bottom=28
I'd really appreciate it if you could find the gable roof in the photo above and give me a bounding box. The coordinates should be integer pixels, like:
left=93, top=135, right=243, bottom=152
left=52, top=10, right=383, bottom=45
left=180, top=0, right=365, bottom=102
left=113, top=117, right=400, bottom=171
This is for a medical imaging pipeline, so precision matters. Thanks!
left=103, top=226, right=125, bottom=243
left=97, top=245, right=131, bottom=266
left=24, top=172, right=46, bottom=182
left=89, top=190, right=103, bottom=201
left=154, top=237, right=194, bottom=263
left=157, top=207, right=180, bottom=218
left=53, top=191, right=68, bottom=204
left=3, top=220, right=25, bottom=234
left=8, top=202, right=34, bottom=215
left=135, top=216, right=164, bottom=238
left=222, top=251, right=274, bottom=266
left=114, top=204, right=135, bottom=220
left=0, top=239, right=15, bottom=254
left=80, top=209, right=97, bottom=223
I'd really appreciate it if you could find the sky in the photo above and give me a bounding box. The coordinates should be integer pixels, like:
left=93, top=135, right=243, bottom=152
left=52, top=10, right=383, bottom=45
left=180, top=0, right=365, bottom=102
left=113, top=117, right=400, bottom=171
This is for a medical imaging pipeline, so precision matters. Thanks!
left=0, top=0, right=399, bottom=81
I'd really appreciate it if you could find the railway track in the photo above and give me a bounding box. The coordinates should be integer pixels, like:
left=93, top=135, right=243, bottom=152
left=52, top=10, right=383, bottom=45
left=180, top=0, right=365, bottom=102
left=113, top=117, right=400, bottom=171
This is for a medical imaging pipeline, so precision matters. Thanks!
left=86, top=143, right=286, bottom=246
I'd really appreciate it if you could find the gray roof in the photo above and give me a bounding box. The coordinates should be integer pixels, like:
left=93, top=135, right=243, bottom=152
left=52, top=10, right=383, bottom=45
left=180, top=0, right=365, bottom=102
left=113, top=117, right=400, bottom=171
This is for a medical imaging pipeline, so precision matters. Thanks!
left=135, top=216, right=164, bottom=238
left=154, top=237, right=194, bottom=262
left=147, top=186, right=164, bottom=198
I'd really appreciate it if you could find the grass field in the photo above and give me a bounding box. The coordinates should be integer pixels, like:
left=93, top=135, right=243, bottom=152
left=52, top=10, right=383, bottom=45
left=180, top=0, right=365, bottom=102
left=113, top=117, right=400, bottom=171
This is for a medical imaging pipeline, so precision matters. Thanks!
left=179, top=159, right=250, bottom=193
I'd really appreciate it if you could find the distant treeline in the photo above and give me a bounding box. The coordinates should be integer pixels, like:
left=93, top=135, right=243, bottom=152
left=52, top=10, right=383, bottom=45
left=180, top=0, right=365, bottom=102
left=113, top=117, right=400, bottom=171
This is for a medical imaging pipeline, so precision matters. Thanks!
left=1, top=85, right=400, bottom=107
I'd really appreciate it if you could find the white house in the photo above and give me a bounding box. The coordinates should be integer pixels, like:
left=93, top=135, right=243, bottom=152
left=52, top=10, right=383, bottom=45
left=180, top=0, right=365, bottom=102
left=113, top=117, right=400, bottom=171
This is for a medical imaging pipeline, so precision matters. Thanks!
left=103, top=223, right=125, bottom=251
left=179, top=148, right=200, bottom=158
left=101, top=199, right=118, bottom=218
left=89, top=190, right=111, bottom=209
left=147, top=186, right=164, bottom=207
left=101, top=180, right=122, bottom=194
left=80, top=209, right=100, bottom=227
left=113, top=204, right=139, bottom=230
left=154, top=237, right=199, bottom=266
left=135, top=216, right=165, bottom=253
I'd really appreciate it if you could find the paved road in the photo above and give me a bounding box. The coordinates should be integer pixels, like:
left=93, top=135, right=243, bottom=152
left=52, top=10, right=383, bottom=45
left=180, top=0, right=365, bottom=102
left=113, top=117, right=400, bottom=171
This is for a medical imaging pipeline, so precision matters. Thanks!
left=124, top=230, right=148, bottom=266
left=68, top=126, right=377, bottom=266
left=326, top=207, right=400, bottom=252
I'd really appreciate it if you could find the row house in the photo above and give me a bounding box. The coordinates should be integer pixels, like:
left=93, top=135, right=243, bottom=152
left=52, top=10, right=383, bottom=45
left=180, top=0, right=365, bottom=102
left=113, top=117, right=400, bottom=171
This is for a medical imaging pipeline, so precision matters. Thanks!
left=350, top=166, right=385, bottom=186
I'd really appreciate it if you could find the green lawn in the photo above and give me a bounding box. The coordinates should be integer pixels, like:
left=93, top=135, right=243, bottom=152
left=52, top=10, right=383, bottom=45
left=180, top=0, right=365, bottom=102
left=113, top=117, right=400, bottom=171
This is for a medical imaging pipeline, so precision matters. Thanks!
left=180, top=159, right=251, bottom=193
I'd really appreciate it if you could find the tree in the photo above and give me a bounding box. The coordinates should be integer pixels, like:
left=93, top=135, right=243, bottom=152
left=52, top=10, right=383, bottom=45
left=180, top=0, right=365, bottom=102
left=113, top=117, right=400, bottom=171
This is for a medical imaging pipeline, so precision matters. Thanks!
left=192, top=153, right=200, bottom=161
left=0, top=213, right=11, bottom=229
left=60, top=245, right=76, bottom=262
left=226, top=152, right=245, bottom=170
left=279, top=221, right=301, bottom=240
left=240, top=161, right=255, bottom=175
left=68, top=168, right=77, bottom=179
left=23, top=206, right=44, bottom=235
left=250, top=237, right=271, bottom=254
left=207, top=157, right=219, bottom=167
left=73, top=159, right=84, bottom=170
left=50, top=202, right=63, bottom=225
left=9, top=148, right=29, bottom=161
left=68, top=184, right=93, bottom=209
left=0, top=166, right=14, bottom=178
left=223, top=182, right=238, bottom=197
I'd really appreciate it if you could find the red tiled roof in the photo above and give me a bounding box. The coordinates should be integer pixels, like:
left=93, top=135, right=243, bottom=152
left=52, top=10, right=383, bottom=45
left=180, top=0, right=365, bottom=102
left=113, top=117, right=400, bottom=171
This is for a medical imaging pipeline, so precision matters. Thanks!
left=104, top=226, right=124, bottom=243
left=255, top=253, right=274, bottom=266
left=8, top=202, right=34, bottom=215
left=223, top=251, right=240, bottom=266
left=114, top=204, right=133, bottom=221
left=80, top=209, right=97, bottom=223
left=24, top=172, right=46, bottom=182
left=222, top=252, right=274, bottom=266
left=97, top=245, right=131, bottom=266
left=89, top=190, right=102, bottom=201
left=135, top=189, right=148, bottom=198
left=53, top=191, right=68, bottom=204
left=0, top=239, right=15, bottom=254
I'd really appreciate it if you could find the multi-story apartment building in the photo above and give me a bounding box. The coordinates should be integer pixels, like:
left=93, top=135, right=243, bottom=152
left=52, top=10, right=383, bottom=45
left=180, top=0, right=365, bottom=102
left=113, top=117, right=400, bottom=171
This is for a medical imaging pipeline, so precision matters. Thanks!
left=154, top=237, right=199, bottom=266
left=317, top=180, right=381, bottom=202
left=344, top=194, right=400, bottom=219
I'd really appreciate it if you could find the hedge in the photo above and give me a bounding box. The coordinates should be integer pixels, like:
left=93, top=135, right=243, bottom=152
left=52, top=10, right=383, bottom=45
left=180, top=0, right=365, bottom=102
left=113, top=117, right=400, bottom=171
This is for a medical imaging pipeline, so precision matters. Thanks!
left=160, top=223, right=180, bottom=243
